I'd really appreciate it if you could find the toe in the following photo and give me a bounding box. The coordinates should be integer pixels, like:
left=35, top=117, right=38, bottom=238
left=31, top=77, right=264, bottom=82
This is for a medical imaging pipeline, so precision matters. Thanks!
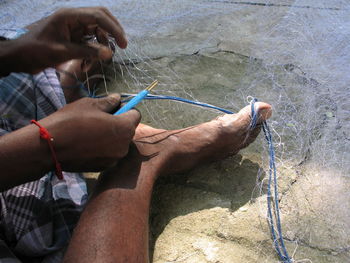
left=237, top=102, right=272, bottom=126
left=214, top=102, right=272, bottom=152
left=216, top=102, right=272, bottom=130
left=255, top=102, right=272, bottom=123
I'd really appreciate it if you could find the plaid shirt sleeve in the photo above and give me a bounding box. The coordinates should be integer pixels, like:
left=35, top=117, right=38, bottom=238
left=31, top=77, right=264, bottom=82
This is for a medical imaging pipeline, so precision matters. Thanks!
left=0, top=69, right=88, bottom=262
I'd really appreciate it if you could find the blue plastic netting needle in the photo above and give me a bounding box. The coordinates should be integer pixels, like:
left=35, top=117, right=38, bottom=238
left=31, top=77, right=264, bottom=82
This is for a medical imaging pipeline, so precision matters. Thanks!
left=114, top=80, right=159, bottom=115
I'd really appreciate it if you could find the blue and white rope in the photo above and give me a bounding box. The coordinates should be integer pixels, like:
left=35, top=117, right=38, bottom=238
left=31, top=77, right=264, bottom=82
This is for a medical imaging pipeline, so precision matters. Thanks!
left=121, top=93, right=292, bottom=262
left=85, top=85, right=292, bottom=262
left=250, top=98, right=292, bottom=263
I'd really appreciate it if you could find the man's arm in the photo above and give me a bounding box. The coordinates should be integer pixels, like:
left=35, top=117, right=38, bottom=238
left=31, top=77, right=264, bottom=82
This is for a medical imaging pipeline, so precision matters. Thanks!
left=0, top=95, right=141, bottom=192
left=0, top=122, right=53, bottom=190
left=0, top=7, right=127, bottom=76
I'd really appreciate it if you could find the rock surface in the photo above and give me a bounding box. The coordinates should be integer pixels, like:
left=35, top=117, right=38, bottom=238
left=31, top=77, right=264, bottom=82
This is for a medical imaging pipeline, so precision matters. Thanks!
left=1, top=0, right=348, bottom=262
left=94, top=1, right=350, bottom=262
left=99, top=49, right=350, bottom=262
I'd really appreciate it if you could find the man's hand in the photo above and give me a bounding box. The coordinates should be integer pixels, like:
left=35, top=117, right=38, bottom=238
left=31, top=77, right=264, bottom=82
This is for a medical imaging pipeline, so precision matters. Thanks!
left=40, top=94, right=140, bottom=172
left=0, top=93, right=140, bottom=191
left=0, top=7, right=126, bottom=75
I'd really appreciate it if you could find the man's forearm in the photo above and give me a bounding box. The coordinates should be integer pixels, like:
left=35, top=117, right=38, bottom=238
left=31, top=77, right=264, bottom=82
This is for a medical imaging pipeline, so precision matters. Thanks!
left=0, top=39, right=23, bottom=77
left=0, top=123, right=53, bottom=191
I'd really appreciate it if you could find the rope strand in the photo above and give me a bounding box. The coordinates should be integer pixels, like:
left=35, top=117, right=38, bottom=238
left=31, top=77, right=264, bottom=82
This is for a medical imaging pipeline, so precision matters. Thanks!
left=119, top=93, right=292, bottom=262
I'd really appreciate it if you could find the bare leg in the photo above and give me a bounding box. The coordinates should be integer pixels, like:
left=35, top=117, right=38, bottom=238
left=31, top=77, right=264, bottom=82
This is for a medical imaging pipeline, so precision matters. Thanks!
left=63, top=102, right=271, bottom=263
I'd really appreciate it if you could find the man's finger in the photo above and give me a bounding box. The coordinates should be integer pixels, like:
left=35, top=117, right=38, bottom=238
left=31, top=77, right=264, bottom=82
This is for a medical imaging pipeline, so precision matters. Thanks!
left=117, top=109, right=142, bottom=128
left=95, top=94, right=121, bottom=113
left=55, top=42, right=113, bottom=63
left=98, top=7, right=128, bottom=48
left=76, top=8, right=127, bottom=49
left=94, top=13, right=127, bottom=49
left=12, top=41, right=100, bottom=74
left=96, top=27, right=109, bottom=46
left=87, top=42, right=113, bottom=60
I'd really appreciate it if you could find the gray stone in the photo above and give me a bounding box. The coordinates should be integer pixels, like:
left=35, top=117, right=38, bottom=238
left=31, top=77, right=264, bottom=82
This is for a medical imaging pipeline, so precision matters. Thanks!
left=99, top=49, right=350, bottom=262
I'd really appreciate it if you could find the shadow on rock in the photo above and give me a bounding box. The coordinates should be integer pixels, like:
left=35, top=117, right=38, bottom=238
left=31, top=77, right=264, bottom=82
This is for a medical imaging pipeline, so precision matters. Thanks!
left=149, top=154, right=263, bottom=258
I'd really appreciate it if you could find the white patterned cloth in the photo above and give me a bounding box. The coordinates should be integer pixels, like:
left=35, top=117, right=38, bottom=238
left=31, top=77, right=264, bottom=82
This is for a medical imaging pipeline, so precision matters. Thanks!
left=0, top=69, right=88, bottom=263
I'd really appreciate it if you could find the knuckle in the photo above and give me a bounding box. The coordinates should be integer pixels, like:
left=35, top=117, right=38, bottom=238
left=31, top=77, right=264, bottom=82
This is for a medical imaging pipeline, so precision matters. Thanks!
left=99, top=6, right=109, bottom=13
left=94, top=10, right=104, bottom=22
left=104, top=97, right=115, bottom=108
left=54, top=8, right=71, bottom=20
left=79, top=97, right=94, bottom=106
left=106, top=94, right=120, bottom=105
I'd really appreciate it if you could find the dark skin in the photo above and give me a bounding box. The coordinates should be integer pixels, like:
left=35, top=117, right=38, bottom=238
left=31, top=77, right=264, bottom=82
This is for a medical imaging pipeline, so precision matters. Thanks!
left=63, top=103, right=272, bottom=263
left=0, top=95, right=140, bottom=191
left=0, top=7, right=140, bottom=191
left=0, top=7, right=273, bottom=262
left=0, top=7, right=124, bottom=76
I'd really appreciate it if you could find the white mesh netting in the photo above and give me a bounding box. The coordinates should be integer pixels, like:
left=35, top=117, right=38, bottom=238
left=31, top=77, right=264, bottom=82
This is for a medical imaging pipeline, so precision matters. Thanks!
left=1, top=0, right=349, bottom=262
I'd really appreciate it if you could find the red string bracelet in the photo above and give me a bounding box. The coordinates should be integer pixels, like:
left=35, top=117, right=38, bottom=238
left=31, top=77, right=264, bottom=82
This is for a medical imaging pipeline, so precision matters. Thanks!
left=31, top=120, right=63, bottom=180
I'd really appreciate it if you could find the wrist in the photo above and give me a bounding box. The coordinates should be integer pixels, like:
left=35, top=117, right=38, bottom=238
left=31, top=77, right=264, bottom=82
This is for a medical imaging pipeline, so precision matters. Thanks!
left=31, top=120, right=63, bottom=179
left=0, top=123, right=54, bottom=191
left=27, top=123, right=56, bottom=172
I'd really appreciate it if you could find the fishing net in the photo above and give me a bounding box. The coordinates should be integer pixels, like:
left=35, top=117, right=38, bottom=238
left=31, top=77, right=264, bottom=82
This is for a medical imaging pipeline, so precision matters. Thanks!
left=1, top=0, right=349, bottom=262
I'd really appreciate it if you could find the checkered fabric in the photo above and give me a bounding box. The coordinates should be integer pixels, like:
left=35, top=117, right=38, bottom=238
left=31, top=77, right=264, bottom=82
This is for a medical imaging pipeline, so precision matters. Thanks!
left=0, top=69, right=88, bottom=263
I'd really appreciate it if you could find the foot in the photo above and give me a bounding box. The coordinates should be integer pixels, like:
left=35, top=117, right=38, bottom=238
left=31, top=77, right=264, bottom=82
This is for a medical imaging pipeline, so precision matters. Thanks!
left=133, top=102, right=272, bottom=177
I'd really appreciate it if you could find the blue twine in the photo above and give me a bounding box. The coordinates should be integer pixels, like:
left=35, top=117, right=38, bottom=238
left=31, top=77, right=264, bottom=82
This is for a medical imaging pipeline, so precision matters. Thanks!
left=91, top=91, right=292, bottom=262
left=120, top=93, right=292, bottom=262
left=250, top=99, right=292, bottom=263
left=120, top=94, right=234, bottom=114
left=249, top=97, right=259, bottom=129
